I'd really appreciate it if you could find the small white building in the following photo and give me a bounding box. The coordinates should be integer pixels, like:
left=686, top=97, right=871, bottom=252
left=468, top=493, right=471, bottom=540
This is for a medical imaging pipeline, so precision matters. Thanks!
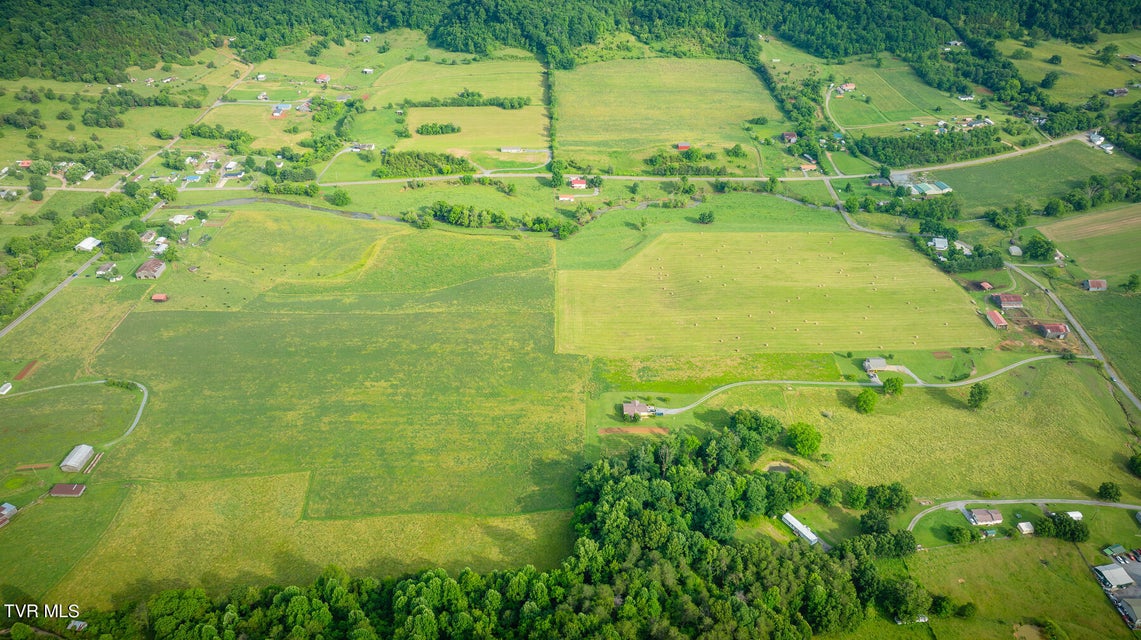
left=1008, top=245, right=1023, bottom=257
left=224, top=160, right=238, bottom=171
left=0, top=382, right=11, bottom=395
left=362, top=68, right=374, bottom=74
left=0, top=503, right=15, bottom=518
left=75, top=237, right=101, bottom=252
left=1065, top=511, right=1083, bottom=521
left=1017, top=521, right=1034, bottom=535
left=60, top=444, right=95, bottom=473
left=781, top=512, right=820, bottom=545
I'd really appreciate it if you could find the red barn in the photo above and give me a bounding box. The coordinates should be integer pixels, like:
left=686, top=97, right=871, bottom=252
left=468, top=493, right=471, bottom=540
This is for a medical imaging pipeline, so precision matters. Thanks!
left=986, top=310, right=1007, bottom=329
left=992, top=294, right=1023, bottom=310
left=676, top=142, right=691, bottom=150
left=1039, top=323, right=1069, bottom=339
left=315, top=73, right=331, bottom=84
left=151, top=293, right=169, bottom=302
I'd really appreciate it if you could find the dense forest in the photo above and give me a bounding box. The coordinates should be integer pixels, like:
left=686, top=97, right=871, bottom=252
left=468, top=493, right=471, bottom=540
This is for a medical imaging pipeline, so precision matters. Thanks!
left=2, top=0, right=1138, bottom=82
left=47, top=412, right=958, bottom=639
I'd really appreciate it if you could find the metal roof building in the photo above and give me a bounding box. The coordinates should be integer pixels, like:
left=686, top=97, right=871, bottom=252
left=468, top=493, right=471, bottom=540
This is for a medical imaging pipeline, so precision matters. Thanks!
left=1094, top=563, right=1134, bottom=589
left=60, top=444, right=94, bottom=473
left=782, top=512, right=819, bottom=545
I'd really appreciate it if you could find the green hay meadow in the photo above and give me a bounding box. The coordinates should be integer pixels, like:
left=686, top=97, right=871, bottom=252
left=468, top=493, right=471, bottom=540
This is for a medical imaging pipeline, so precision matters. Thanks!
left=198, top=103, right=321, bottom=150
left=998, top=33, right=1141, bottom=116
left=1038, top=203, right=1141, bottom=276
left=364, top=60, right=545, bottom=106
left=829, top=59, right=980, bottom=128
left=931, top=141, right=1138, bottom=214
left=1052, top=279, right=1141, bottom=399
left=397, top=106, right=548, bottom=167
left=558, top=231, right=996, bottom=356
left=556, top=59, right=782, bottom=174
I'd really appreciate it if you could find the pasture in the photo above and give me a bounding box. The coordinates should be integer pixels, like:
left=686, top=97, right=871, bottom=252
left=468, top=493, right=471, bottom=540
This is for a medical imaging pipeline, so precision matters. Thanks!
left=557, top=231, right=996, bottom=356
left=397, top=106, right=548, bottom=168
left=997, top=34, right=1141, bottom=114
left=198, top=103, right=321, bottom=150
left=363, top=60, right=545, bottom=107
left=829, top=58, right=980, bottom=128
left=1038, top=203, right=1141, bottom=277
left=908, top=539, right=1129, bottom=639
left=931, top=141, right=1137, bottom=214
left=1053, top=280, right=1141, bottom=399
left=556, top=59, right=782, bottom=174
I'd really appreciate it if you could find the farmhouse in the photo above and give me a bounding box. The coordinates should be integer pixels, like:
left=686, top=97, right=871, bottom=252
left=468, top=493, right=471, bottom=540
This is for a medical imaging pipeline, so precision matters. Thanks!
left=60, top=444, right=95, bottom=472
left=1095, top=564, right=1134, bottom=589
left=968, top=508, right=1003, bottom=526
left=1083, top=279, right=1108, bottom=291
left=569, top=178, right=588, bottom=189
left=992, top=294, right=1023, bottom=310
left=17, top=159, right=32, bottom=168
left=315, top=73, right=331, bottom=84
left=868, top=177, right=891, bottom=188
left=863, top=357, right=887, bottom=372
left=1017, top=521, right=1034, bottom=535
left=986, top=310, right=1007, bottom=330
left=50, top=484, right=86, bottom=498
left=95, top=262, right=116, bottom=277
left=74, top=236, right=101, bottom=252
left=151, top=293, right=169, bottom=303
left=622, top=400, right=654, bottom=419
left=1065, top=511, right=1083, bottom=520
left=140, top=230, right=157, bottom=243
left=135, top=259, right=167, bottom=280
left=1039, top=323, right=1069, bottom=339
left=927, top=237, right=948, bottom=251
left=781, top=512, right=820, bottom=545
left=782, top=132, right=798, bottom=144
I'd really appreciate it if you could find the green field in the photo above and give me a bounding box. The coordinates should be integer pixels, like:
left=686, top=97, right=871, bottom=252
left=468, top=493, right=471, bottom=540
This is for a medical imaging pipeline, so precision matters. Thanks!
left=557, top=59, right=782, bottom=174
left=1053, top=279, right=1141, bottom=399
left=931, top=142, right=1138, bottom=214
left=397, top=106, right=548, bottom=168
left=998, top=33, right=1141, bottom=115
left=198, top=103, right=321, bottom=150
left=1039, top=204, right=1141, bottom=277
left=908, top=539, right=1130, bottom=639
left=829, top=59, right=982, bottom=128
left=558, top=231, right=996, bottom=356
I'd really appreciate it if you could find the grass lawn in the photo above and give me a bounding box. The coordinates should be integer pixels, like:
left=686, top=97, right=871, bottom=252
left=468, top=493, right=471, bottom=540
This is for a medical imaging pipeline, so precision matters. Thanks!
left=908, top=538, right=1131, bottom=639
left=558, top=231, right=996, bottom=356
left=557, top=59, right=782, bottom=174
left=1038, top=203, right=1141, bottom=277
left=931, top=142, right=1138, bottom=215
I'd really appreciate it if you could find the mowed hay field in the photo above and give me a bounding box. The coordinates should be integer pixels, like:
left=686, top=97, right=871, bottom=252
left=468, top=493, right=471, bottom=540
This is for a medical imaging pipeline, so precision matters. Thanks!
left=1039, top=203, right=1141, bottom=276
left=829, top=60, right=978, bottom=128
left=397, top=106, right=548, bottom=166
left=46, top=474, right=573, bottom=609
left=932, top=141, right=1138, bottom=214
left=557, top=232, right=995, bottom=356
left=364, top=60, right=545, bottom=106
left=557, top=59, right=781, bottom=173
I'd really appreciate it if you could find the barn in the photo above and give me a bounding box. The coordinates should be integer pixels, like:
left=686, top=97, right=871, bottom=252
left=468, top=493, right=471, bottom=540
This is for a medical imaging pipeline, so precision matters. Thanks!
left=135, top=259, right=167, bottom=280
left=50, top=484, right=87, bottom=497
left=676, top=142, right=691, bottom=151
left=60, top=444, right=94, bottom=472
left=991, top=294, right=1023, bottom=310
left=151, top=293, right=169, bottom=303
left=1039, top=323, right=1069, bottom=339
left=986, top=310, right=1007, bottom=330
left=1083, top=279, right=1108, bottom=291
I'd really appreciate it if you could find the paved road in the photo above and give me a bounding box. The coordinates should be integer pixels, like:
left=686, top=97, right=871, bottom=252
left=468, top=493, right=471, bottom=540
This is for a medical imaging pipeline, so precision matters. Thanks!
left=1007, top=263, right=1141, bottom=412
left=1, top=379, right=149, bottom=446
left=908, top=498, right=1141, bottom=531
left=0, top=250, right=104, bottom=340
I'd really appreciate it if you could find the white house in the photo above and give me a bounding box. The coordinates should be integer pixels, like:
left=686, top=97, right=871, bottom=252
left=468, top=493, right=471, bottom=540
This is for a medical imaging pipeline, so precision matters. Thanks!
left=781, top=512, right=820, bottom=545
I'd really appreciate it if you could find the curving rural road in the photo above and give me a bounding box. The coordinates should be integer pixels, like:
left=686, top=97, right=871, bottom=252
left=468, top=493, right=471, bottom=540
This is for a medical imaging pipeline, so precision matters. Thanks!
left=0, top=250, right=104, bottom=340
left=658, top=354, right=1086, bottom=415
left=908, top=498, right=1141, bottom=531
left=0, top=379, right=149, bottom=446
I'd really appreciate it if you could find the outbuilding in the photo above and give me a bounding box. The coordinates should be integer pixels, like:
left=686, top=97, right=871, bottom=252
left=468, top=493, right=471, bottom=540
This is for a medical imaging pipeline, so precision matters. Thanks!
left=569, top=178, right=588, bottom=189
left=50, top=484, right=87, bottom=498
left=135, top=259, right=167, bottom=280
left=315, top=73, right=331, bottom=84
left=1008, top=245, right=1023, bottom=257
left=1083, top=279, right=1108, bottom=291
left=0, top=503, right=15, bottom=518
left=75, top=237, right=101, bottom=252
left=992, top=294, right=1023, bottom=310
left=1017, top=521, right=1034, bottom=535
left=151, top=293, right=169, bottom=303
left=986, top=310, right=1007, bottom=330
left=1039, top=323, right=1069, bottom=339
left=60, top=444, right=94, bottom=472
left=96, top=262, right=116, bottom=277
left=676, top=142, right=691, bottom=151
left=782, top=132, right=798, bottom=144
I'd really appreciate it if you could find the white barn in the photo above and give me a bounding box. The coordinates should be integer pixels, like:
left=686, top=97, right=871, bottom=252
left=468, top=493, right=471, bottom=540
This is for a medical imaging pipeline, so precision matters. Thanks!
left=75, top=237, right=101, bottom=252
left=60, top=444, right=94, bottom=473
left=782, top=512, right=820, bottom=545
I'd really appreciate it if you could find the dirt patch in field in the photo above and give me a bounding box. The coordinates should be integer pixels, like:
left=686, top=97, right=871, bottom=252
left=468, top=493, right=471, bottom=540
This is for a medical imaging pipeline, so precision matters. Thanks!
left=932, top=351, right=952, bottom=360
left=764, top=462, right=795, bottom=473
left=13, top=360, right=38, bottom=380
left=14, top=464, right=51, bottom=471
left=1013, top=624, right=1044, bottom=640
left=598, top=427, right=669, bottom=435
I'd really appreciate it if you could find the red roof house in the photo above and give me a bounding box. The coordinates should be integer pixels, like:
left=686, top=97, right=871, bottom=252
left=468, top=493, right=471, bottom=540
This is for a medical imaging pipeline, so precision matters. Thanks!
left=151, top=293, right=169, bottom=302
left=17, top=160, right=32, bottom=168
left=315, top=73, right=331, bottom=83
left=986, top=310, right=1008, bottom=329
left=569, top=178, right=587, bottom=189
left=782, top=132, right=798, bottom=144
